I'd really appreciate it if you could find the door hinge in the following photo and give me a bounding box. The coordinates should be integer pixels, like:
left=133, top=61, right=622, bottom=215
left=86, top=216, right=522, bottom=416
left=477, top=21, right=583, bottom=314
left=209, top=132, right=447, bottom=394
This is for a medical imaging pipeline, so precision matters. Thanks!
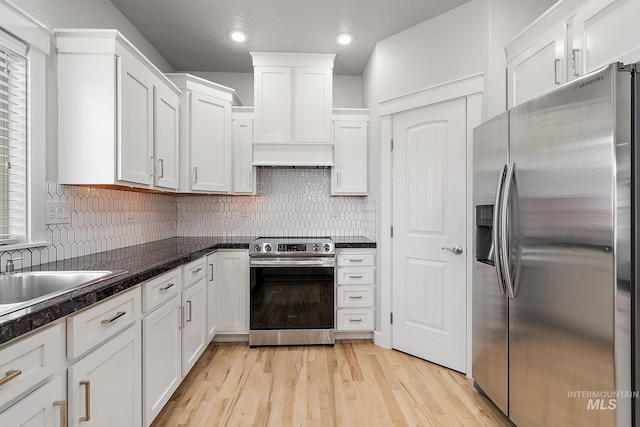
left=390, top=312, right=393, bottom=324
left=390, top=226, right=394, bottom=237
left=390, top=139, right=394, bottom=151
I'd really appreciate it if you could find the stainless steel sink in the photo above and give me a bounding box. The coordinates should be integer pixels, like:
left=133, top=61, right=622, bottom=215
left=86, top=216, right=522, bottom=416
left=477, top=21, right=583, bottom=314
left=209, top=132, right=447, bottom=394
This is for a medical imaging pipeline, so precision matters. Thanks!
left=0, top=270, right=127, bottom=316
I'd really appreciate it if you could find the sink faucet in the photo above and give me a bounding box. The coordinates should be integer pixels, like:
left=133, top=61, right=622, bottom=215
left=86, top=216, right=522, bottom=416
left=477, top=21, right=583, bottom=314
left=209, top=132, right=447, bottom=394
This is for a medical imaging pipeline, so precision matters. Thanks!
left=4, top=257, right=24, bottom=274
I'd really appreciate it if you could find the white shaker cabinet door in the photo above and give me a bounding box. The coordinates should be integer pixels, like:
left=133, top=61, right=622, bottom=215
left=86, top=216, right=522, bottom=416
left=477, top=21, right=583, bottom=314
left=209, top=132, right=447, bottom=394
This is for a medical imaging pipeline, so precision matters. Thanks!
left=181, top=279, right=207, bottom=376
left=153, top=83, right=180, bottom=190
left=332, top=120, right=368, bottom=195
left=507, top=25, right=566, bottom=108
left=0, top=377, right=66, bottom=427
left=68, top=323, right=142, bottom=427
left=118, top=55, right=153, bottom=186
left=232, top=116, right=256, bottom=194
left=253, top=66, right=292, bottom=143
left=571, top=0, right=640, bottom=79
left=142, top=295, right=181, bottom=427
left=294, top=67, right=332, bottom=143
left=189, top=92, right=232, bottom=193
left=216, top=251, right=249, bottom=333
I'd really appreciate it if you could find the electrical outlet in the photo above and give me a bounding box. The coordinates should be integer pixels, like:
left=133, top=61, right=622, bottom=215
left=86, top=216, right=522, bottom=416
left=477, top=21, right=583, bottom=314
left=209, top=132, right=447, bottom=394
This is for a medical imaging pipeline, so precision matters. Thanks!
left=46, top=201, right=71, bottom=225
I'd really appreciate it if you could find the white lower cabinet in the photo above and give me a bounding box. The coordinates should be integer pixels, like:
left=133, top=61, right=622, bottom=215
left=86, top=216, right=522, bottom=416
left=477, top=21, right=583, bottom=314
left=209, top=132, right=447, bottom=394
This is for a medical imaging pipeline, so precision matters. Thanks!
left=206, top=252, right=217, bottom=342
left=0, top=376, right=66, bottom=427
left=181, top=278, right=207, bottom=376
left=142, top=294, right=181, bottom=426
left=67, top=322, right=142, bottom=427
left=335, top=249, right=376, bottom=332
left=216, top=250, right=249, bottom=334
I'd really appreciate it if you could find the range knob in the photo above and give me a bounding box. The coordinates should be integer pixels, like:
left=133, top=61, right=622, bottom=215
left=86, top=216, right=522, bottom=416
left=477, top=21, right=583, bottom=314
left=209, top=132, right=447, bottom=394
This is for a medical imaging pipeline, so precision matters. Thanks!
left=323, top=243, right=332, bottom=252
left=264, top=243, right=272, bottom=252
left=253, top=244, right=261, bottom=252
left=313, top=244, right=320, bottom=252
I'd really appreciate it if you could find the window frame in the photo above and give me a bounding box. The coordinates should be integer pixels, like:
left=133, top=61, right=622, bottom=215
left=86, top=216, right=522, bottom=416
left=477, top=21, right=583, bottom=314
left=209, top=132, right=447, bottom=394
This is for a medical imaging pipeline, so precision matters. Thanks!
left=0, top=0, right=50, bottom=250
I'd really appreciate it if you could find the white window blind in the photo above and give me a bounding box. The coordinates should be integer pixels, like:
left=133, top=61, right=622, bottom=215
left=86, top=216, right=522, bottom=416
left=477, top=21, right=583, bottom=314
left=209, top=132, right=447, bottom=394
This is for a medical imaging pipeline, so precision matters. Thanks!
left=0, top=32, right=27, bottom=245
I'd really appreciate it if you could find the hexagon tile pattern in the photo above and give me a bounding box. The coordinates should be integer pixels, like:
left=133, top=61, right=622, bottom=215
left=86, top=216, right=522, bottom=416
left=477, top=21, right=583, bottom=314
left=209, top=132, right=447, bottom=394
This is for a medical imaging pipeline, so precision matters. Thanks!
left=177, top=168, right=375, bottom=238
left=0, top=168, right=375, bottom=270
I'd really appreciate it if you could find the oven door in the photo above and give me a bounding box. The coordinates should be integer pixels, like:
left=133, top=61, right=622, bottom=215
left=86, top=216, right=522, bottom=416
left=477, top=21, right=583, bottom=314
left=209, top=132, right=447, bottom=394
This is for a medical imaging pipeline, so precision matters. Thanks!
left=249, top=256, right=335, bottom=346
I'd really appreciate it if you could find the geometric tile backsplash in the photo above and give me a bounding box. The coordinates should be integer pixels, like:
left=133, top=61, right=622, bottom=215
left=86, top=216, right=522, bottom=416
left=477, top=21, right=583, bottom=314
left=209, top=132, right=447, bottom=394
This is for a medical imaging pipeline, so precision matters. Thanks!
left=0, top=167, right=375, bottom=270
left=177, top=167, right=376, bottom=238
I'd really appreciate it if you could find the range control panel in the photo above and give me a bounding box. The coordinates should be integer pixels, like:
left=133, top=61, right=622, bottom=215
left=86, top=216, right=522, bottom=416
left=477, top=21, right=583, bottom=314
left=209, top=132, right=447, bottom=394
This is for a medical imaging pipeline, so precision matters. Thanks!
left=249, top=238, right=335, bottom=256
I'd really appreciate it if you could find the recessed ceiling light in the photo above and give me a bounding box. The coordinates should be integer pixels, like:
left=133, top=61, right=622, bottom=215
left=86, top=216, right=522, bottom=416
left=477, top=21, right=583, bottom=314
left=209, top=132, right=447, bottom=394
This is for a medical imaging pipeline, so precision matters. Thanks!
left=335, top=33, right=353, bottom=46
left=228, top=30, right=249, bottom=43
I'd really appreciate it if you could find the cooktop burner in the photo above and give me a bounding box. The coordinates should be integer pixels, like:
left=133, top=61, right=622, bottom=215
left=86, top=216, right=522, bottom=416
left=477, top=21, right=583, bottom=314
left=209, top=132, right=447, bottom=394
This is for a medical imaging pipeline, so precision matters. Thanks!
left=249, top=237, right=335, bottom=256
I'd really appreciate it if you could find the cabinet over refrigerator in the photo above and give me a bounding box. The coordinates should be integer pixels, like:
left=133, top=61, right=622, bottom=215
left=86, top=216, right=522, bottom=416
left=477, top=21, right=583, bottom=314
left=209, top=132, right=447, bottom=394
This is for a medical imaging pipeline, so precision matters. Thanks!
left=472, top=62, right=638, bottom=426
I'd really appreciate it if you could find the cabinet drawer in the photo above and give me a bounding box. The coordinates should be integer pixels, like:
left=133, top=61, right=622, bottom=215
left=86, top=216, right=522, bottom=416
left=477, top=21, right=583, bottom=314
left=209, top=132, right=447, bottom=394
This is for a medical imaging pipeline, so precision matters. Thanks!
left=141, top=268, right=181, bottom=313
left=182, top=257, right=206, bottom=289
left=336, top=267, right=374, bottom=285
left=336, top=285, right=374, bottom=307
left=67, top=287, right=141, bottom=360
left=336, top=308, right=374, bottom=331
left=337, top=252, right=374, bottom=267
left=0, top=323, right=64, bottom=410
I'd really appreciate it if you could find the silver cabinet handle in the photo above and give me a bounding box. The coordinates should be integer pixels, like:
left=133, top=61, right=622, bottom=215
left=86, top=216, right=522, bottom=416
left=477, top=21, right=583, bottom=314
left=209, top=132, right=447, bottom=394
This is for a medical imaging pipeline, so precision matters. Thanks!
left=158, top=158, right=164, bottom=178
left=554, top=59, right=561, bottom=84
left=442, top=245, right=463, bottom=255
left=208, top=263, right=214, bottom=281
left=192, top=267, right=203, bottom=274
left=101, top=311, right=126, bottom=325
left=186, top=300, right=192, bottom=323
left=348, top=275, right=363, bottom=279
left=149, top=155, right=154, bottom=178
left=348, top=259, right=363, bottom=263
left=160, top=283, right=175, bottom=291
left=348, top=295, right=363, bottom=299
left=0, top=369, right=22, bottom=387
left=349, top=318, right=363, bottom=322
left=193, top=167, right=198, bottom=183
left=571, top=48, right=581, bottom=77
left=54, top=400, right=67, bottom=427
left=79, top=380, right=91, bottom=422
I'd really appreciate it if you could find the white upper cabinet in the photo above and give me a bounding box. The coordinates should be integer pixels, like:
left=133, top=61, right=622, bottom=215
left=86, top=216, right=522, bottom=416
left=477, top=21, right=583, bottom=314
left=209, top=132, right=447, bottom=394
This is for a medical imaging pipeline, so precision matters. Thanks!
left=251, top=52, right=335, bottom=166
left=331, top=109, right=369, bottom=196
left=506, top=25, right=566, bottom=108
left=56, top=29, right=180, bottom=190
left=253, top=66, right=292, bottom=143
left=232, top=107, right=256, bottom=195
left=167, top=74, right=240, bottom=194
left=154, top=83, right=180, bottom=190
left=507, top=0, right=640, bottom=107
left=293, top=67, right=333, bottom=143
left=571, top=0, right=640, bottom=77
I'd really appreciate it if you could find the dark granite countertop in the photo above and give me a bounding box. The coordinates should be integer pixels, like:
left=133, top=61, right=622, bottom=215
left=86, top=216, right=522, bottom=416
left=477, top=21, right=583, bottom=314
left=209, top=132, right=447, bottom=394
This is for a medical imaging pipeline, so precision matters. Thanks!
left=0, top=235, right=375, bottom=345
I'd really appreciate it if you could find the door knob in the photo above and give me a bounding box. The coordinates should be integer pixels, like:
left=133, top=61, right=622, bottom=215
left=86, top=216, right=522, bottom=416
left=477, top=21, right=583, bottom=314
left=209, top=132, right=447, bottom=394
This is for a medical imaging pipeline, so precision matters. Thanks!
left=442, top=245, right=463, bottom=255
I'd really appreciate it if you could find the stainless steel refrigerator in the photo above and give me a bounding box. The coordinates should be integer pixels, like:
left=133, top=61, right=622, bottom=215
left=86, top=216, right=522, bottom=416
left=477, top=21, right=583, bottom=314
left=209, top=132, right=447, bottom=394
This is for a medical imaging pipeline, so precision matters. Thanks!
left=472, top=62, right=637, bottom=426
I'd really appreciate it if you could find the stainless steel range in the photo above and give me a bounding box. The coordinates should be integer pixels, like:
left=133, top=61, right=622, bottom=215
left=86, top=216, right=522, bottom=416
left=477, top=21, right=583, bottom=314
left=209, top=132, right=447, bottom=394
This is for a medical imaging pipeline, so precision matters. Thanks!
left=249, top=237, right=335, bottom=346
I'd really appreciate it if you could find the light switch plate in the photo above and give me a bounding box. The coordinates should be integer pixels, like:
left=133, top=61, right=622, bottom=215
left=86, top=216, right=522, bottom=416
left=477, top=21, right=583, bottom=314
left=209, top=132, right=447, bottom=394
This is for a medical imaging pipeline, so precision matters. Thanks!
left=46, top=201, right=71, bottom=225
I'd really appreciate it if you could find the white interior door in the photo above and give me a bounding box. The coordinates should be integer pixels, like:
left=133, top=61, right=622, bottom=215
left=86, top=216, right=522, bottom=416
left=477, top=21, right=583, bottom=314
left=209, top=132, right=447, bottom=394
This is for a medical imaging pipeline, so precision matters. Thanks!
left=391, top=98, right=467, bottom=372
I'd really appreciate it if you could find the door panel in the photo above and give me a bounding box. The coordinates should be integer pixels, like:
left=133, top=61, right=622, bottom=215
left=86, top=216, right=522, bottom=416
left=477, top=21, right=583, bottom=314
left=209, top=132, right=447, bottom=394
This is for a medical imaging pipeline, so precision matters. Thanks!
left=392, top=98, right=467, bottom=372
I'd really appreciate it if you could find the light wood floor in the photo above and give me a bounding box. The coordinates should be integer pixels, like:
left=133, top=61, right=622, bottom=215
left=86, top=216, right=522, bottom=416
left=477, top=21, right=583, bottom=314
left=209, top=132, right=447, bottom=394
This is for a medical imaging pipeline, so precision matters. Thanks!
left=151, top=340, right=512, bottom=427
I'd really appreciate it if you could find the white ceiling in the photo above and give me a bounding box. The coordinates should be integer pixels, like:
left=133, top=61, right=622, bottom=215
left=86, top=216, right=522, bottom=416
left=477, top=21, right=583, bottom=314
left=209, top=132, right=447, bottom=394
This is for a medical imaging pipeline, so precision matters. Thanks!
left=109, top=0, right=472, bottom=75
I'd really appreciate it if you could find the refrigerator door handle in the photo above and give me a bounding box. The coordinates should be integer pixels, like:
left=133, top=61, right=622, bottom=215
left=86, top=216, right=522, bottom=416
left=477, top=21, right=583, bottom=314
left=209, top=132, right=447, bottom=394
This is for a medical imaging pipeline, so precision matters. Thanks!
left=500, top=162, right=516, bottom=298
left=492, top=164, right=507, bottom=295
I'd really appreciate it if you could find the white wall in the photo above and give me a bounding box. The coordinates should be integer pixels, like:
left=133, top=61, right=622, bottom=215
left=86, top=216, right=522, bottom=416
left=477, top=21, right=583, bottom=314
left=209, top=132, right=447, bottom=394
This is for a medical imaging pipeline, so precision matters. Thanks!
left=14, top=0, right=173, bottom=72
left=363, top=0, right=558, bottom=352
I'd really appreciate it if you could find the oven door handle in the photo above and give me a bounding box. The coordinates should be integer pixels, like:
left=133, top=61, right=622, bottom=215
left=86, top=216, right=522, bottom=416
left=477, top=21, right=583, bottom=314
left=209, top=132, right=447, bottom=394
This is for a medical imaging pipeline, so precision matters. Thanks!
left=250, top=257, right=335, bottom=268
